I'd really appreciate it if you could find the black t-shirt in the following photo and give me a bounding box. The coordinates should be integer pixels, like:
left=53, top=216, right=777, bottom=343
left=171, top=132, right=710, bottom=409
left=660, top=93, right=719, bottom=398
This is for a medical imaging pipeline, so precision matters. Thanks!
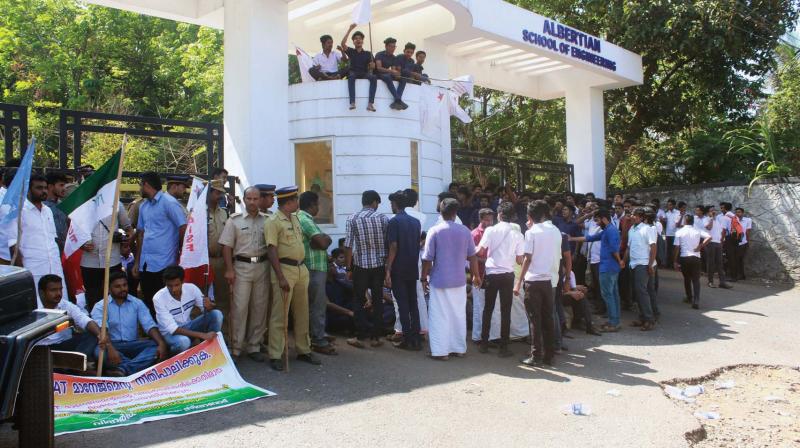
left=396, top=55, right=415, bottom=74
left=346, top=47, right=373, bottom=73
left=374, top=50, right=398, bottom=72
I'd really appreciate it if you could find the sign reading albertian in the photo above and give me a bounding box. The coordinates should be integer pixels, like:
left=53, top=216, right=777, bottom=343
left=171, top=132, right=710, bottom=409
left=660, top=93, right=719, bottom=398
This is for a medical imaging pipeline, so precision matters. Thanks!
left=522, top=20, right=617, bottom=72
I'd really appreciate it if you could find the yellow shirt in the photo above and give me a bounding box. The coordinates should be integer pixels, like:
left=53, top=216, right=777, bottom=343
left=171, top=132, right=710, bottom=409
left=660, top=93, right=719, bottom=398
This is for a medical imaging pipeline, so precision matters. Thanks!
left=265, top=211, right=305, bottom=262
left=218, top=212, right=268, bottom=257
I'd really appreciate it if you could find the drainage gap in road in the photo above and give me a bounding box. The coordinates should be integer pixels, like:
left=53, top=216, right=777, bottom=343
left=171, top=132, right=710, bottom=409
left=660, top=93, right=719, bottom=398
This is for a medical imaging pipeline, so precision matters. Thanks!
left=661, top=364, right=800, bottom=447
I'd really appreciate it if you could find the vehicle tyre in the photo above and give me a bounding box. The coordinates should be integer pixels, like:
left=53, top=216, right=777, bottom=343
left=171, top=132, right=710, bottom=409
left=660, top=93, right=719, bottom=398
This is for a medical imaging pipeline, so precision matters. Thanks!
left=18, top=345, right=54, bottom=448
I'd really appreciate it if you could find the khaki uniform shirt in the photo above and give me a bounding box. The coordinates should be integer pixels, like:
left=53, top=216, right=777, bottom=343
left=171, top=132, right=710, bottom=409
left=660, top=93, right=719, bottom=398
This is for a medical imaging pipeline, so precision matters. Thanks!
left=208, top=205, right=228, bottom=258
left=127, top=198, right=143, bottom=230
left=265, top=211, right=305, bottom=262
left=219, top=212, right=268, bottom=257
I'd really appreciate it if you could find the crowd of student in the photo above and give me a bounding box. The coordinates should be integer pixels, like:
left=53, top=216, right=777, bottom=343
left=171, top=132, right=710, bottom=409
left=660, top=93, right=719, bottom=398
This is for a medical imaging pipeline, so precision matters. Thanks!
left=0, top=155, right=754, bottom=374
left=307, top=24, right=431, bottom=111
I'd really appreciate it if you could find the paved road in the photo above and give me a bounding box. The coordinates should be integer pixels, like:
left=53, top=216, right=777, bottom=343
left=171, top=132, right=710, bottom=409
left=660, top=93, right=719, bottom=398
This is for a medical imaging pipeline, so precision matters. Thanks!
left=2, top=271, right=797, bottom=447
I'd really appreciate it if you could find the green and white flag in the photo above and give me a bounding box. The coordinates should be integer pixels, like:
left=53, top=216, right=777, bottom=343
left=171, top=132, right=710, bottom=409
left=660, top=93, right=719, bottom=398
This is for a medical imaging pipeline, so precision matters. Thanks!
left=58, top=151, right=122, bottom=257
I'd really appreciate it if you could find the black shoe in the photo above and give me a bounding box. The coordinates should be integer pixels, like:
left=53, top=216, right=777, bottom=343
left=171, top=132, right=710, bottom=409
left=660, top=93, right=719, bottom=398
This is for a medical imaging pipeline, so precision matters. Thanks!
left=297, top=353, right=322, bottom=365
left=269, top=359, right=284, bottom=371
left=719, top=283, right=733, bottom=289
left=478, top=342, right=489, bottom=354
left=498, top=346, right=513, bottom=358
left=520, top=356, right=542, bottom=366
left=399, top=101, right=409, bottom=110
left=692, top=304, right=699, bottom=310
left=248, top=352, right=267, bottom=363
left=394, top=341, right=416, bottom=351
left=389, top=101, right=400, bottom=110
left=586, top=327, right=602, bottom=336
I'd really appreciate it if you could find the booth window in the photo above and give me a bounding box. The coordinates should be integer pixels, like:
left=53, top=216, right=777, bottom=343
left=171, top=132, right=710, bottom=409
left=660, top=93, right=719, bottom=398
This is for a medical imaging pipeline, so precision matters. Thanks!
left=295, top=140, right=333, bottom=224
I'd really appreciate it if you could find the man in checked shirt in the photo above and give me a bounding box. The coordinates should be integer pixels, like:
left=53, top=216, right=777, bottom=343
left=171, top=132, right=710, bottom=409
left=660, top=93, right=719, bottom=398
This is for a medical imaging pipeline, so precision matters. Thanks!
left=344, top=190, right=389, bottom=349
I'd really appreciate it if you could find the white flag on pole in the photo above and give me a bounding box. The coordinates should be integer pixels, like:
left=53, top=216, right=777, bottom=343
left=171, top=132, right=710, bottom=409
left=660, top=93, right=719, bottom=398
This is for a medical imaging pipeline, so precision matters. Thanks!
left=351, top=0, right=371, bottom=25
left=419, top=84, right=445, bottom=138
left=180, top=178, right=209, bottom=269
left=447, top=91, right=472, bottom=124
left=296, top=47, right=316, bottom=83
left=451, top=75, right=475, bottom=99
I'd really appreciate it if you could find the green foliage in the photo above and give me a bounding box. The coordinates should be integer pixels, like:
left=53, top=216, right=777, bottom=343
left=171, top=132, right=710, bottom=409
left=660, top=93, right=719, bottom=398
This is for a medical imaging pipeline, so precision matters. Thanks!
left=0, top=0, right=223, bottom=169
left=725, top=113, right=793, bottom=194
left=462, top=0, right=800, bottom=189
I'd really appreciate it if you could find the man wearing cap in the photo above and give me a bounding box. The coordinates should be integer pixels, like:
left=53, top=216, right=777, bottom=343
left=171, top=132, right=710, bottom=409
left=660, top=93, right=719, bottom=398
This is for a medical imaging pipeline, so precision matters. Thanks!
left=266, top=186, right=320, bottom=371
left=254, top=183, right=276, bottom=353
left=167, top=175, right=191, bottom=216
left=374, top=37, right=408, bottom=110
left=207, top=179, right=231, bottom=341
left=255, top=184, right=276, bottom=215
left=218, top=187, right=269, bottom=363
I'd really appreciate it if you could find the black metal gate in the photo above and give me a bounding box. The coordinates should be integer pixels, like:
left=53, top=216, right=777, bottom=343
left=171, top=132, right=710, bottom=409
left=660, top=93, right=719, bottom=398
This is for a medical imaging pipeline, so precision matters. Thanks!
left=58, top=109, right=224, bottom=175
left=452, top=150, right=510, bottom=186
left=452, top=149, right=574, bottom=192
left=0, top=103, right=29, bottom=162
left=515, top=159, right=575, bottom=193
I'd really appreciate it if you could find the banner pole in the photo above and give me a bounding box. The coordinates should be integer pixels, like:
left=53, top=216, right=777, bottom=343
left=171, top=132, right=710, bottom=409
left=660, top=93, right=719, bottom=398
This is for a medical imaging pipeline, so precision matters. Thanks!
left=97, top=134, right=127, bottom=376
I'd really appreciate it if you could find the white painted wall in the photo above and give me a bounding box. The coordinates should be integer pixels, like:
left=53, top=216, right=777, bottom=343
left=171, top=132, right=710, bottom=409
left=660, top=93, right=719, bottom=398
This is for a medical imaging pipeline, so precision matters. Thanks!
left=288, top=80, right=446, bottom=239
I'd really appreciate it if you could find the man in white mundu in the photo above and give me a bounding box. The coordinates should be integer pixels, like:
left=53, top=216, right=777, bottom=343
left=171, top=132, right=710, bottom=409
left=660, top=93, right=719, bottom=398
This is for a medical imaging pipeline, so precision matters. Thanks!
left=8, top=174, right=66, bottom=299
left=420, top=199, right=481, bottom=360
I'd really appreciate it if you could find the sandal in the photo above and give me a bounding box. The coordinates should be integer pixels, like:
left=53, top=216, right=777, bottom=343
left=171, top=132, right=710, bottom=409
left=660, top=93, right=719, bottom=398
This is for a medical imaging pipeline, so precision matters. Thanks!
left=366, top=104, right=376, bottom=112
left=600, top=324, right=620, bottom=333
left=640, top=321, right=655, bottom=331
left=312, top=345, right=338, bottom=355
left=630, top=320, right=644, bottom=327
left=346, top=338, right=365, bottom=349
left=349, top=103, right=356, bottom=110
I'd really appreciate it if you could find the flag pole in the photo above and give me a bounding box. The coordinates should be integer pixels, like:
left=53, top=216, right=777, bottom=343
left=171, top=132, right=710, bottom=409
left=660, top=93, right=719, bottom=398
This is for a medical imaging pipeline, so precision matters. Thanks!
left=96, top=134, right=127, bottom=376
left=9, top=170, right=25, bottom=266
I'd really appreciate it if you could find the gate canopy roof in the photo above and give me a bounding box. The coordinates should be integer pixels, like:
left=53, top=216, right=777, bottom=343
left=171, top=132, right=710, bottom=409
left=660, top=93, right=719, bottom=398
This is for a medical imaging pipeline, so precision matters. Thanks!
left=87, top=0, right=642, bottom=99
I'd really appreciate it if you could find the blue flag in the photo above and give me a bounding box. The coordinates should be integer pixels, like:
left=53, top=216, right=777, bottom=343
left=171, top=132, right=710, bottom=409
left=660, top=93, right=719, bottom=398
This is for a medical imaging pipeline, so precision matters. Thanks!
left=0, top=137, right=35, bottom=225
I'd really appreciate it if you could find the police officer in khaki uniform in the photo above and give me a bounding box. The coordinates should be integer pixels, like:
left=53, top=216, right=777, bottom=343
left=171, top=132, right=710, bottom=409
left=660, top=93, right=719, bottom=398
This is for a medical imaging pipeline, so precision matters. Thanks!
left=166, top=174, right=191, bottom=216
left=219, top=186, right=269, bottom=363
left=207, top=179, right=230, bottom=341
left=254, top=184, right=276, bottom=353
left=266, top=186, right=320, bottom=371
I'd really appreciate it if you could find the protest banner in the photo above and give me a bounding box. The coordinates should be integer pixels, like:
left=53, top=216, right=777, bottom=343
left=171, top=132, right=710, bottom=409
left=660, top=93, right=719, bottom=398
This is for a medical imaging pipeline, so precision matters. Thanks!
left=54, top=334, right=273, bottom=435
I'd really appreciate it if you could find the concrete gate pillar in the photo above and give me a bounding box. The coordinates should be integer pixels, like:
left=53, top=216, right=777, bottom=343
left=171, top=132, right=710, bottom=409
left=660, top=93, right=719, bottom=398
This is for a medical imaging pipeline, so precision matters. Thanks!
left=223, top=0, right=289, bottom=187
left=565, top=86, right=606, bottom=197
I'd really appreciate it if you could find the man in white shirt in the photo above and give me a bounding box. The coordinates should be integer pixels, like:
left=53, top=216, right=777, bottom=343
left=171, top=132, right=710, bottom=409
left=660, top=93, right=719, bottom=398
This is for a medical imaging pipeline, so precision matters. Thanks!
left=37, top=274, right=106, bottom=359
left=626, top=208, right=658, bottom=331
left=476, top=202, right=524, bottom=357
left=663, top=199, right=681, bottom=268
left=734, top=207, right=752, bottom=281
left=309, top=34, right=344, bottom=80
left=692, top=205, right=709, bottom=230
left=8, top=174, right=67, bottom=299
left=584, top=217, right=604, bottom=313
left=673, top=215, right=712, bottom=309
left=153, top=265, right=222, bottom=355
left=704, top=206, right=732, bottom=289
left=514, top=200, right=562, bottom=367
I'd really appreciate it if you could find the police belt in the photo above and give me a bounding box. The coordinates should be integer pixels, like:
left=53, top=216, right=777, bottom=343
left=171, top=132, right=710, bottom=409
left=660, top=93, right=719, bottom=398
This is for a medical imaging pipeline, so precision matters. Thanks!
left=235, top=255, right=267, bottom=263
left=279, top=258, right=303, bottom=267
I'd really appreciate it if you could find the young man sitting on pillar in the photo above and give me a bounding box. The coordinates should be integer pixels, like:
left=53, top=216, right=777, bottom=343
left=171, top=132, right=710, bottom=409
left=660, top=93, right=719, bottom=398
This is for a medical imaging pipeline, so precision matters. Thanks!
left=341, top=24, right=377, bottom=112
left=310, top=34, right=345, bottom=81
left=374, top=37, right=408, bottom=110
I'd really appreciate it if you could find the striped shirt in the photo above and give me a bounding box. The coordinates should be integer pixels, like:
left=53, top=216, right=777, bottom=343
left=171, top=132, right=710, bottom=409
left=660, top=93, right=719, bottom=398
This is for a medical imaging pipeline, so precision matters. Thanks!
left=345, top=207, right=389, bottom=269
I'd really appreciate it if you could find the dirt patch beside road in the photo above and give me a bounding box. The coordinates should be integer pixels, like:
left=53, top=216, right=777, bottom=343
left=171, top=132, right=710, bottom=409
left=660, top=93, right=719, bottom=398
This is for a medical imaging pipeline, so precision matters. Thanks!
left=663, top=365, right=800, bottom=447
